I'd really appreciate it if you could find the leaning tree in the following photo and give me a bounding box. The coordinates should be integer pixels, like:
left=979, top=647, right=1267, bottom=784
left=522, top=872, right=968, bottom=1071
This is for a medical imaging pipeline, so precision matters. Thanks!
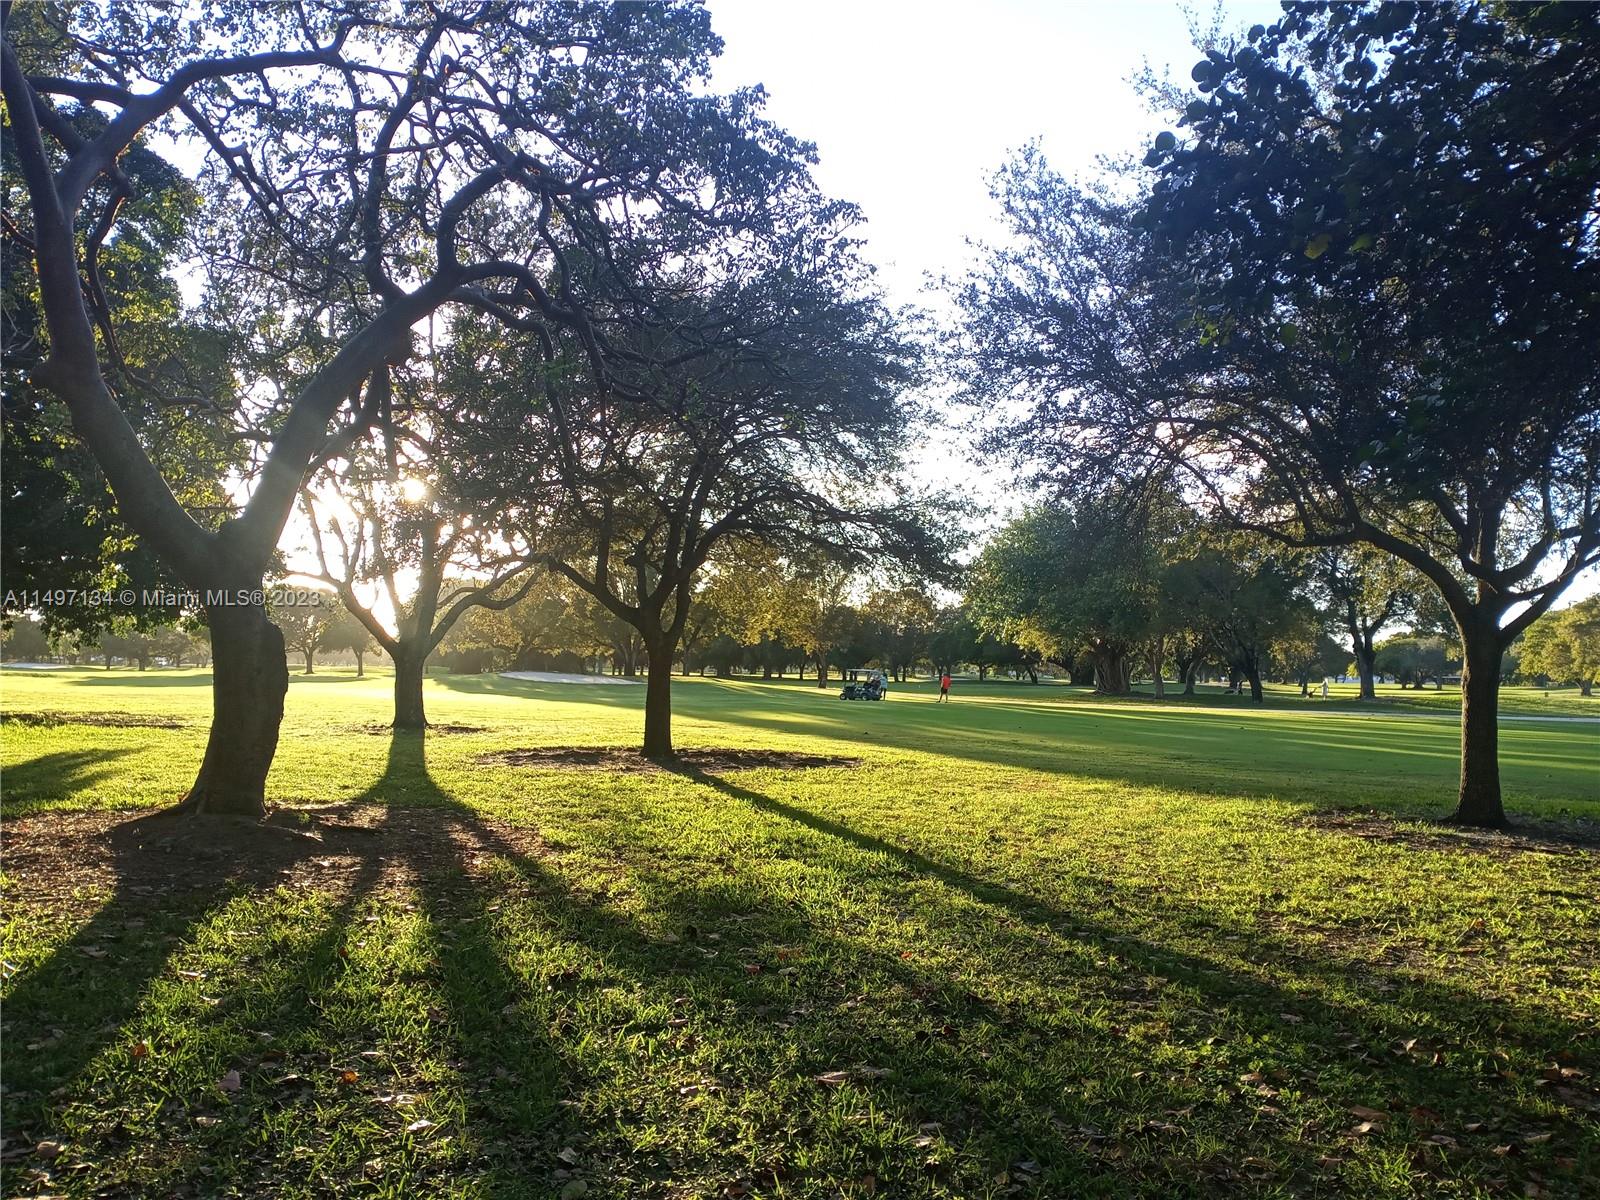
left=959, top=4, right=1600, bottom=825
left=2, top=0, right=815, bottom=814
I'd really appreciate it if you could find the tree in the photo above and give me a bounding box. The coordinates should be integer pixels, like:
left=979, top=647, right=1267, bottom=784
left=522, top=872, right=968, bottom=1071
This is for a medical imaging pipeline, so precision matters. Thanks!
left=436, top=572, right=582, bottom=673
left=1314, top=547, right=1418, bottom=701
left=1164, top=542, right=1309, bottom=703
left=1375, top=635, right=1452, bottom=691
left=752, top=561, right=860, bottom=690
left=1, top=616, right=48, bottom=661
left=960, top=5, right=1600, bottom=824
left=272, top=589, right=339, bottom=676
left=3, top=105, right=229, bottom=645
left=3, top=0, right=815, bottom=814
left=927, top=606, right=977, bottom=676
left=456, top=246, right=953, bottom=754
left=303, top=442, right=540, bottom=727
left=323, top=609, right=376, bottom=679
left=1519, top=598, right=1600, bottom=696
left=863, top=586, right=939, bottom=681
left=968, top=498, right=1161, bottom=694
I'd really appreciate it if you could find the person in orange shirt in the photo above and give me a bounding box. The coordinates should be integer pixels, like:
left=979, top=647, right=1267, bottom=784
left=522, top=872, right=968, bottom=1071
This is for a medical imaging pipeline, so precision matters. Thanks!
left=937, top=672, right=952, bottom=703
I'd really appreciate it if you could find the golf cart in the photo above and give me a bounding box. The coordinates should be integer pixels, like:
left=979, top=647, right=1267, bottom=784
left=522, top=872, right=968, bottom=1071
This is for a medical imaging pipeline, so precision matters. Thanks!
left=839, top=670, right=885, bottom=701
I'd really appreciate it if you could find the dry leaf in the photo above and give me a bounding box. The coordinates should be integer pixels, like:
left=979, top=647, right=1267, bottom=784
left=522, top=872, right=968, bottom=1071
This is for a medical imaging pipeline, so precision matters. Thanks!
left=337, top=1069, right=360, bottom=1085
left=405, top=1118, right=437, bottom=1134
left=813, top=1070, right=851, bottom=1086
left=130, top=1041, right=150, bottom=1060
left=217, top=1070, right=242, bottom=1093
left=33, top=1140, right=65, bottom=1160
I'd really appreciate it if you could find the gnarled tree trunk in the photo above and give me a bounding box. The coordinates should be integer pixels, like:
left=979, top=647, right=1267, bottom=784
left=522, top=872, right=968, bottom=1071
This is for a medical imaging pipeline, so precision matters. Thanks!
left=393, top=648, right=427, bottom=730
left=179, top=600, right=287, bottom=817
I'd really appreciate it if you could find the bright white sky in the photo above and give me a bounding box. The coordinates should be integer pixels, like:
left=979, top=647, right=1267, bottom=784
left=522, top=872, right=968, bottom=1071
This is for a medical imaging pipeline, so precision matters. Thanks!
left=705, top=0, right=1280, bottom=310
left=701, top=0, right=1281, bottom=517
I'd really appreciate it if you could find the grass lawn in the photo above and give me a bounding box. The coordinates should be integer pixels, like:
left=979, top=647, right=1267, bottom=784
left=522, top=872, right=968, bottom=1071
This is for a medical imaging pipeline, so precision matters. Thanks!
left=2, top=666, right=1597, bottom=1198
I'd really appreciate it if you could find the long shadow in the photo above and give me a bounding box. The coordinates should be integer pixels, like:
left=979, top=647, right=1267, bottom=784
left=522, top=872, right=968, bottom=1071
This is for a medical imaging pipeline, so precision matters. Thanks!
left=0, top=747, right=135, bottom=812
left=0, top=798, right=339, bottom=1165
left=11, top=737, right=1594, bottom=1195
left=354, top=753, right=1598, bottom=1193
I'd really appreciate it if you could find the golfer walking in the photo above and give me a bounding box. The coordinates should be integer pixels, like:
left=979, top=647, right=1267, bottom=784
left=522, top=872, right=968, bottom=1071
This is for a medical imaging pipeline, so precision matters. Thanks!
left=937, top=671, right=952, bottom=703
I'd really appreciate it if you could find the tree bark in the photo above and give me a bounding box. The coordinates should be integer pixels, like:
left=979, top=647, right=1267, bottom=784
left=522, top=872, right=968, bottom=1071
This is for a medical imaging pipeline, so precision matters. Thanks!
left=1245, top=661, right=1264, bottom=704
left=643, top=640, right=674, bottom=758
left=1091, top=647, right=1131, bottom=694
left=1355, top=642, right=1377, bottom=700
left=302, top=647, right=315, bottom=675
left=1581, top=680, right=1593, bottom=697
left=178, top=601, right=287, bottom=817
left=815, top=658, right=828, bottom=687
left=1151, top=637, right=1165, bottom=698
left=354, top=650, right=365, bottom=678
left=1449, top=628, right=1506, bottom=827
left=393, top=648, right=427, bottom=730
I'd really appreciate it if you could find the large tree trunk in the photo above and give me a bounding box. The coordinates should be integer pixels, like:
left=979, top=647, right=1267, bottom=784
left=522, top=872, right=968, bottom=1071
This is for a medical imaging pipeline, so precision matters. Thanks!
left=179, top=602, right=287, bottom=817
left=1245, top=660, right=1264, bottom=704
left=1354, top=641, right=1377, bottom=700
left=393, top=647, right=427, bottom=730
left=1151, top=637, right=1165, bottom=698
left=302, top=647, right=315, bottom=675
left=815, top=658, right=828, bottom=687
left=1581, top=680, right=1593, bottom=697
left=354, top=649, right=365, bottom=679
left=1450, top=628, right=1506, bottom=827
left=643, top=640, right=674, bottom=758
left=1092, top=648, right=1131, bottom=694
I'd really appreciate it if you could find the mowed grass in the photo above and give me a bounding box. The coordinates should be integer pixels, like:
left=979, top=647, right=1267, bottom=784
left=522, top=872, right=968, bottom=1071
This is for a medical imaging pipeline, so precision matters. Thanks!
left=2, top=666, right=1597, bottom=1198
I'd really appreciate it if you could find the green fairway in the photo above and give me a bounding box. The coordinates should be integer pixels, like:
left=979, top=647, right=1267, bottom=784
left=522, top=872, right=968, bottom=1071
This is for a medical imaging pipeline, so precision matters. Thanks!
left=3, top=668, right=1597, bottom=1198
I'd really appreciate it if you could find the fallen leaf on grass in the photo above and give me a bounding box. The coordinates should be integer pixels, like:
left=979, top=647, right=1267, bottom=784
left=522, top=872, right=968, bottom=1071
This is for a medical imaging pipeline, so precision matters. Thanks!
left=337, top=1069, right=360, bottom=1085
left=130, top=1041, right=150, bottom=1060
left=1348, top=1105, right=1388, bottom=1123
left=405, top=1118, right=437, bottom=1135
left=813, top=1071, right=852, bottom=1086
left=556, top=1147, right=581, bottom=1165
left=32, top=1140, right=65, bottom=1160
left=216, top=1070, right=241, bottom=1093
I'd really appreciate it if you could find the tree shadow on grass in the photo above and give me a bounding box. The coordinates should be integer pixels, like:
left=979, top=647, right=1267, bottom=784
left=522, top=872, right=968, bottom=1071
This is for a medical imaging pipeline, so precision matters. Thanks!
left=326, top=746, right=1600, bottom=1195
left=0, top=795, right=348, bottom=1183
left=0, top=747, right=136, bottom=813
left=7, top=737, right=1595, bottom=1197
